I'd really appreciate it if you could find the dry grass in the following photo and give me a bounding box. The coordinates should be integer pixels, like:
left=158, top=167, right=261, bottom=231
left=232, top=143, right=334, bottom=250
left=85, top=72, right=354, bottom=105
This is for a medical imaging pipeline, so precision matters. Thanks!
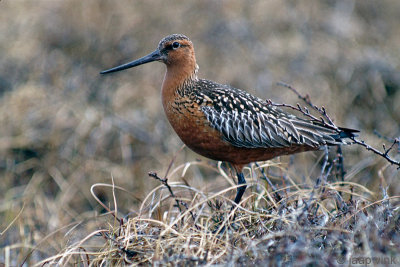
left=1, top=0, right=400, bottom=266
left=37, top=158, right=400, bottom=266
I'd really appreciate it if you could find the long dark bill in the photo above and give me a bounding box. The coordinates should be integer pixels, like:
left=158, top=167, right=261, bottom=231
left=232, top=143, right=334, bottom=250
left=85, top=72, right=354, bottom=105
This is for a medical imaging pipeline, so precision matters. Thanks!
left=100, top=50, right=161, bottom=74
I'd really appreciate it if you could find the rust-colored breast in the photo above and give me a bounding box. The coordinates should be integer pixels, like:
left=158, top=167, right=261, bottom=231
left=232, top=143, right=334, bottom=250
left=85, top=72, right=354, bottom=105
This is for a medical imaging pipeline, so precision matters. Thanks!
left=163, top=93, right=226, bottom=157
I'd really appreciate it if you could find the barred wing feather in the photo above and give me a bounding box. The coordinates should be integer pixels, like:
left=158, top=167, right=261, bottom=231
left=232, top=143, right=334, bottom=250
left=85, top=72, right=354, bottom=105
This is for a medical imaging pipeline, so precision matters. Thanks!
left=199, top=83, right=346, bottom=149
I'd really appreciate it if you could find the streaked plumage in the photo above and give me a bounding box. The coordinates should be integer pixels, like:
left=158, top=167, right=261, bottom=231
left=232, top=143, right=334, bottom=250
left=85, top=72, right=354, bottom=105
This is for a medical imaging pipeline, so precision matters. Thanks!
left=197, top=79, right=345, bottom=148
left=101, top=34, right=357, bottom=206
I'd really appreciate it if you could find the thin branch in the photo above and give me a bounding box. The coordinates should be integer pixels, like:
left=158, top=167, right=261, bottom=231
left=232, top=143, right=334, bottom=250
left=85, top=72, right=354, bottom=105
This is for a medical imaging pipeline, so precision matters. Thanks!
left=148, top=171, right=199, bottom=226
left=275, top=82, right=338, bottom=129
left=148, top=171, right=182, bottom=212
left=274, top=82, right=400, bottom=169
left=349, top=137, right=399, bottom=168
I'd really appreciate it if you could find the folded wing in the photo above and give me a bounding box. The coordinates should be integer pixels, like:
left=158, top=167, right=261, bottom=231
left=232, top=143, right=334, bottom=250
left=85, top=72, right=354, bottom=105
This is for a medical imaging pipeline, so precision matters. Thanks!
left=198, top=80, right=355, bottom=149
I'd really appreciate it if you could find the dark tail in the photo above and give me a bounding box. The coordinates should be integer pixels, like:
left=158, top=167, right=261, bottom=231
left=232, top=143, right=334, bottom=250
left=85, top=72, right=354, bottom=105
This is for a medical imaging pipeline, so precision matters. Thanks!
left=338, top=127, right=359, bottom=139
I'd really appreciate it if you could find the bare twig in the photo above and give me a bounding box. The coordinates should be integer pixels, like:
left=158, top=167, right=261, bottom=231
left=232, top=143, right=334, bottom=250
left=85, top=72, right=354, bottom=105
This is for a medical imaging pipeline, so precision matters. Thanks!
left=276, top=82, right=337, bottom=127
left=148, top=144, right=185, bottom=213
left=274, top=82, right=400, bottom=169
left=267, top=99, right=336, bottom=130
left=335, top=146, right=345, bottom=182
left=374, top=130, right=400, bottom=151
left=349, top=137, right=399, bottom=168
left=148, top=171, right=199, bottom=226
left=148, top=171, right=182, bottom=212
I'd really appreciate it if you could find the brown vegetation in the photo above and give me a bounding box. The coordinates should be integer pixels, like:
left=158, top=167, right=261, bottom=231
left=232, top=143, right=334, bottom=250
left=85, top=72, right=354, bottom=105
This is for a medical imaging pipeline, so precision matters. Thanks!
left=0, top=1, right=399, bottom=265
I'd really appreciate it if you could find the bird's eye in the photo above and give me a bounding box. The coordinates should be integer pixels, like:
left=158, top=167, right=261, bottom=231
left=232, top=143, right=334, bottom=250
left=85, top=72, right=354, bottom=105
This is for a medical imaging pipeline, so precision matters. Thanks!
left=172, top=42, right=180, bottom=49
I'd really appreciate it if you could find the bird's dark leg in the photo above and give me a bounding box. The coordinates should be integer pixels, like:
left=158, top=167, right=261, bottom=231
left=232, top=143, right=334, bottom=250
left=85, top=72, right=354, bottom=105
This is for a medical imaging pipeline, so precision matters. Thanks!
left=215, top=171, right=247, bottom=234
left=233, top=172, right=247, bottom=205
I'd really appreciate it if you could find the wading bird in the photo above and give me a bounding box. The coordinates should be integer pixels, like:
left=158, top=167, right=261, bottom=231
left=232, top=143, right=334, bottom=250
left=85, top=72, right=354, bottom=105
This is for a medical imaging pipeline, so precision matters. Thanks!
left=101, top=34, right=356, bottom=206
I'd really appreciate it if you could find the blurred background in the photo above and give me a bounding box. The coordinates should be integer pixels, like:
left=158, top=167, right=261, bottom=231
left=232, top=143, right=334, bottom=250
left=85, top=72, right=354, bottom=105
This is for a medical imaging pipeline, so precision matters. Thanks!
left=1, top=0, right=399, bottom=263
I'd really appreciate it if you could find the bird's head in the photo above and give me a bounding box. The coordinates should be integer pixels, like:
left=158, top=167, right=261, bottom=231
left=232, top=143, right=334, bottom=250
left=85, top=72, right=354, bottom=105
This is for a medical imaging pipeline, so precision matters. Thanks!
left=100, top=34, right=196, bottom=75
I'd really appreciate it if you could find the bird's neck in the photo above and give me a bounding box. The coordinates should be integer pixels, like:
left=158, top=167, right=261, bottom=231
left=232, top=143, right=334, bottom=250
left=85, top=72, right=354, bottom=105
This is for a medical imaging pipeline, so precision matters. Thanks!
left=161, top=61, right=198, bottom=105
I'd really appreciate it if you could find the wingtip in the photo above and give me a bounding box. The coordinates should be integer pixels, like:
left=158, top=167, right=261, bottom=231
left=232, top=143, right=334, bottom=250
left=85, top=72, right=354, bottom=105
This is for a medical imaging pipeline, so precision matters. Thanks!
left=338, top=127, right=359, bottom=138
